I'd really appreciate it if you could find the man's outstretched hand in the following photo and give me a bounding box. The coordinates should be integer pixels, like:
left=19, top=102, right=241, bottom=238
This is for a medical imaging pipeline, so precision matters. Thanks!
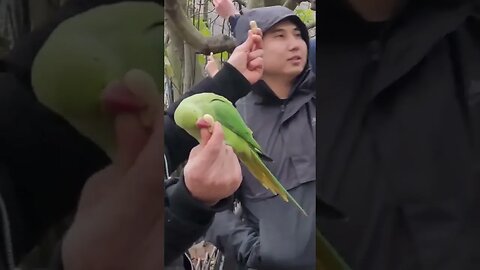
left=227, top=28, right=264, bottom=85
left=184, top=119, right=242, bottom=206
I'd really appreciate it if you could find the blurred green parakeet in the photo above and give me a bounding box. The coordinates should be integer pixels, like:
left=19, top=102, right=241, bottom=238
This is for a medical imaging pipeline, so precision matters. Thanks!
left=174, top=92, right=308, bottom=216
left=31, top=1, right=164, bottom=157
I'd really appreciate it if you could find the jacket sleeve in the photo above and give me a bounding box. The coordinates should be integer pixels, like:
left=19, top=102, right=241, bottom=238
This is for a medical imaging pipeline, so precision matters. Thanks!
left=204, top=207, right=262, bottom=268
left=164, top=176, right=233, bottom=265
left=164, top=62, right=251, bottom=173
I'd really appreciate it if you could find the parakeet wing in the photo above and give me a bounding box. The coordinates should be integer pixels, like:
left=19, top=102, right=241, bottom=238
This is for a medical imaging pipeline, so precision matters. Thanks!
left=209, top=97, right=272, bottom=160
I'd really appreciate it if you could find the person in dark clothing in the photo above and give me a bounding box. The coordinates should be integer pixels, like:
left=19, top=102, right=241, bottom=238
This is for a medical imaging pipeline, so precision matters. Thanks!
left=0, top=0, right=265, bottom=269
left=204, top=6, right=339, bottom=270
left=314, top=0, right=480, bottom=269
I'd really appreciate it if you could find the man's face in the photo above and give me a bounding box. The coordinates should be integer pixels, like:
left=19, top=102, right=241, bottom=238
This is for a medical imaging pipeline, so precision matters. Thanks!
left=262, top=20, right=308, bottom=79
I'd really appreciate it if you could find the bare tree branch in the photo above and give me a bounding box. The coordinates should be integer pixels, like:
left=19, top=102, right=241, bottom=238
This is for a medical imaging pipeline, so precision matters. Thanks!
left=165, top=0, right=236, bottom=54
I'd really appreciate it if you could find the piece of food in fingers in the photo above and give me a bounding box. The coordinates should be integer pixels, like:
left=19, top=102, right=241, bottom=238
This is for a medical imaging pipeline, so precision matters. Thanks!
left=203, top=114, right=215, bottom=133
left=249, top=20, right=258, bottom=30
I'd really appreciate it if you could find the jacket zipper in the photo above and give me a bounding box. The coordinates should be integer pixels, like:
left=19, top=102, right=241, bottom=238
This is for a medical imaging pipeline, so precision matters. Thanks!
left=281, top=101, right=287, bottom=112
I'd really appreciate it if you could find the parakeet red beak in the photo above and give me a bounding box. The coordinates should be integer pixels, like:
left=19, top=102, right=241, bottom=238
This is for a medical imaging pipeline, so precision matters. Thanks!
left=101, top=81, right=146, bottom=114
left=196, top=118, right=211, bottom=129
left=196, top=114, right=215, bottom=131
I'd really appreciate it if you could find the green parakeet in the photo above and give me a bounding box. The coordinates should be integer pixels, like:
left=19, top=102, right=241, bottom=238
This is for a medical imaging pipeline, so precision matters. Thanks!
left=174, top=92, right=308, bottom=216
left=31, top=2, right=164, bottom=157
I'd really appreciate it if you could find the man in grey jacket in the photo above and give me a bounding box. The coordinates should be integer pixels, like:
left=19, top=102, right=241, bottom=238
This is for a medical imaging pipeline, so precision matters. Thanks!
left=204, top=6, right=329, bottom=270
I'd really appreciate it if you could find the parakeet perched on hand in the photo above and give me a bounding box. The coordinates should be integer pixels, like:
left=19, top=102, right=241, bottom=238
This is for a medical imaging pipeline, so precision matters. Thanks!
left=31, top=2, right=164, bottom=158
left=174, top=92, right=307, bottom=216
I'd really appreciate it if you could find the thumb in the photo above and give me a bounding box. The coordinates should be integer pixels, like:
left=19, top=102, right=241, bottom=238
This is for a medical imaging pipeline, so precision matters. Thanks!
left=203, top=121, right=224, bottom=150
left=197, top=122, right=224, bottom=163
left=113, top=113, right=150, bottom=172
left=237, top=30, right=255, bottom=52
left=101, top=80, right=149, bottom=171
left=127, top=111, right=165, bottom=192
left=251, top=33, right=263, bottom=50
left=199, top=127, right=213, bottom=146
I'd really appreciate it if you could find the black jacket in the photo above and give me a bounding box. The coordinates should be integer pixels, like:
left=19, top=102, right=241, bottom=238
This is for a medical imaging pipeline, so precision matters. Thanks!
left=315, top=1, right=480, bottom=269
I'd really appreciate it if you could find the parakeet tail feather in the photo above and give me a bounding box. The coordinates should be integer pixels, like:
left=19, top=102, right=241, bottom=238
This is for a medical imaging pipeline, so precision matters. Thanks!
left=242, top=150, right=308, bottom=216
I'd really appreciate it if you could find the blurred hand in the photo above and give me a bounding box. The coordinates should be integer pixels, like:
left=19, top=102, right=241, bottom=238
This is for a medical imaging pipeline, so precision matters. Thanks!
left=184, top=120, right=242, bottom=206
left=213, top=0, right=239, bottom=19
left=62, top=70, right=164, bottom=270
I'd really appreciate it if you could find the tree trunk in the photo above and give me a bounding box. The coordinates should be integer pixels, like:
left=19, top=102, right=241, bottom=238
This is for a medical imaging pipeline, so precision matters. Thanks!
left=166, top=18, right=186, bottom=98
left=183, top=42, right=195, bottom=93
left=165, top=0, right=236, bottom=54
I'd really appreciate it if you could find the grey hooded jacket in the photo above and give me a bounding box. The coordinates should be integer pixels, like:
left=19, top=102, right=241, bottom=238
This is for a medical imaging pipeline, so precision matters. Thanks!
left=204, top=6, right=328, bottom=270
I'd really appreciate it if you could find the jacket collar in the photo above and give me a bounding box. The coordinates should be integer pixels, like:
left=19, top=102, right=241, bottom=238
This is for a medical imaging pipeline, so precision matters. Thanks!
left=370, top=2, right=474, bottom=99
left=317, top=0, right=475, bottom=101
left=251, top=65, right=316, bottom=105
